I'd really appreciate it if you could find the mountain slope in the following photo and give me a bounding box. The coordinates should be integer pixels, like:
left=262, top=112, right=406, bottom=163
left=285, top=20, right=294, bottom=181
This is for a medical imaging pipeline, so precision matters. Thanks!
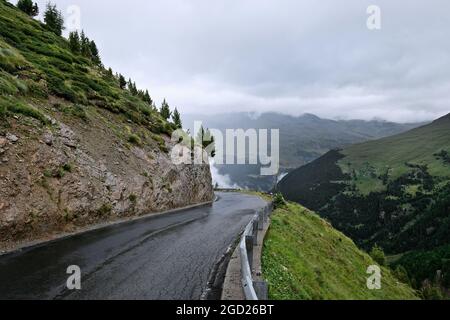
left=278, top=113, right=450, bottom=291
left=262, top=202, right=418, bottom=300
left=183, top=112, right=423, bottom=190
left=0, top=1, right=213, bottom=251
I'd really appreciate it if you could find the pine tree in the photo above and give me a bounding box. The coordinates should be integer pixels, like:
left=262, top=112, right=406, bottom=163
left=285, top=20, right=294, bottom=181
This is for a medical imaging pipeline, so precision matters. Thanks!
left=68, top=31, right=81, bottom=54
left=196, top=127, right=215, bottom=157
left=127, top=79, right=138, bottom=95
left=89, top=40, right=101, bottom=65
left=80, top=31, right=92, bottom=58
left=118, top=74, right=126, bottom=89
left=32, top=2, right=38, bottom=16
left=204, top=128, right=216, bottom=157
left=44, top=3, right=64, bottom=36
left=143, top=90, right=153, bottom=105
left=196, top=126, right=205, bottom=145
left=172, top=108, right=182, bottom=129
left=160, top=99, right=171, bottom=120
left=17, top=0, right=39, bottom=17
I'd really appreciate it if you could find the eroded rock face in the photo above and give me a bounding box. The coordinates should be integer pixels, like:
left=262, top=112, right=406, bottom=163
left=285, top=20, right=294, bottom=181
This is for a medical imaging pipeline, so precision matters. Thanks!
left=0, top=114, right=213, bottom=250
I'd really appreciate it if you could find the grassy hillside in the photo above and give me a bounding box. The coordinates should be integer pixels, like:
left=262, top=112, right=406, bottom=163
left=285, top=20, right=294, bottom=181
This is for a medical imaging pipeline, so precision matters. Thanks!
left=262, top=202, right=418, bottom=300
left=278, top=114, right=450, bottom=296
left=0, top=0, right=174, bottom=136
left=339, top=114, right=450, bottom=194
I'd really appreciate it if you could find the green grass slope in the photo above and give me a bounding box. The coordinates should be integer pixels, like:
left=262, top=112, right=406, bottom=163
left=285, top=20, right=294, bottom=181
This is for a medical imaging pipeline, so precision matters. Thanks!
left=340, top=114, right=450, bottom=193
left=0, top=0, right=174, bottom=135
left=262, top=202, right=418, bottom=300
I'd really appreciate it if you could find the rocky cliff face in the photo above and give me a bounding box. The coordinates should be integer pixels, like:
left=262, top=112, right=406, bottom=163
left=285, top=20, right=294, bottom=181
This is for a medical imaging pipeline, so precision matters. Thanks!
left=0, top=103, right=214, bottom=251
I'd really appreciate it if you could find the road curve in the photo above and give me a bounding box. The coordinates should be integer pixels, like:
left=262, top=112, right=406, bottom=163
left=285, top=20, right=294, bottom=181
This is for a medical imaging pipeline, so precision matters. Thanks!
left=0, top=192, right=266, bottom=300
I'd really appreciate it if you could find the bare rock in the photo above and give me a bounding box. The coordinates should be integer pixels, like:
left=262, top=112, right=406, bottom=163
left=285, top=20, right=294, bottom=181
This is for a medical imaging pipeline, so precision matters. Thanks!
left=45, top=116, right=57, bottom=126
left=6, top=134, right=19, bottom=143
left=59, top=124, right=77, bottom=148
left=43, top=132, right=54, bottom=146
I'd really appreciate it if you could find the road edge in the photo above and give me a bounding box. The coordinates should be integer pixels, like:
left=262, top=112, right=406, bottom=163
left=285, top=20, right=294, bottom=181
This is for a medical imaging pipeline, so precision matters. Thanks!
left=221, top=194, right=273, bottom=300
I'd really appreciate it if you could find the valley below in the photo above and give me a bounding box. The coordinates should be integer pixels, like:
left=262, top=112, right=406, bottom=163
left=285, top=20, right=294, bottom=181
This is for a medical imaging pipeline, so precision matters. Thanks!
left=279, top=113, right=450, bottom=298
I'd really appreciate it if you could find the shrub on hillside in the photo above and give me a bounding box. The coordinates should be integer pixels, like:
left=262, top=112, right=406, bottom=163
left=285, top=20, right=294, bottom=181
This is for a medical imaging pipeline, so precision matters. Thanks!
left=393, top=265, right=411, bottom=285
left=128, top=134, right=141, bottom=146
left=273, top=193, right=286, bottom=209
left=1, top=97, right=48, bottom=124
left=369, top=245, right=387, bottom=266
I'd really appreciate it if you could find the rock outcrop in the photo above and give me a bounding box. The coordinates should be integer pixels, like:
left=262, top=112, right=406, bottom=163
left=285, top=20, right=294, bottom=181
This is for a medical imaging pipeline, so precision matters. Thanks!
left=0, top=107, right=214, bottom=251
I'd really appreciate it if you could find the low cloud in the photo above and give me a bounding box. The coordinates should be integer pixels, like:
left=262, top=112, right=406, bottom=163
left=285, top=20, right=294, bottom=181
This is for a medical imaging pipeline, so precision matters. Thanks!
left=31, top=0, right=450, bottom=122
left=210, top=161, right=240, bottom=189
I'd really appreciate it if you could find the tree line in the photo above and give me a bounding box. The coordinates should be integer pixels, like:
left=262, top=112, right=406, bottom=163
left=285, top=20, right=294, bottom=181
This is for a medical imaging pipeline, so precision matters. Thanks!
left=16, top=0, right=183, bottom=130
left=68, top=31, right=101, bottom=65
left=18, top=1, right=64, bottom=36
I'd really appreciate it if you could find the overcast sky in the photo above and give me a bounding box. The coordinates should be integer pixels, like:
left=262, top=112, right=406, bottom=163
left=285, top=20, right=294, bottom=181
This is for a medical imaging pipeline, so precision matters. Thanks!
left=28, top=0, right=450, bottom=122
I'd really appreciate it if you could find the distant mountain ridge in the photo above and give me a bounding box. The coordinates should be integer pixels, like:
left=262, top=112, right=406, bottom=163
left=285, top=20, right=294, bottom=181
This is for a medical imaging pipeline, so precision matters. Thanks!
left=183, top=112, right=424, bottom=190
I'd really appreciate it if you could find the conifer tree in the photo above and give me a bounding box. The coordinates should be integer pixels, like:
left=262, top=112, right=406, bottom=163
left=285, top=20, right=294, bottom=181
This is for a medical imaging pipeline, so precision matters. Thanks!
left=160, top=99, right=171, bottom=120
left=143, top=90, right=153, bottom=105
left=80, top=31, right=92, bottom=58
left=68, top=31, right=80, bottom=54
left=17, top=0, right=39, bottom=17
left=118, top=74, right=126, bottom=89
left=196, top=126, right=205, bottom=145
left=44, top=3, right=64, bottom=36
left=127, top=79, right=138, bottom=95
left=196, top=126, right=215, bottom=157
left=89, top=40, right=101, bottom=65
left=32, top=2, right=38, bottom=16
left=172, top=108, right=182, bottom=129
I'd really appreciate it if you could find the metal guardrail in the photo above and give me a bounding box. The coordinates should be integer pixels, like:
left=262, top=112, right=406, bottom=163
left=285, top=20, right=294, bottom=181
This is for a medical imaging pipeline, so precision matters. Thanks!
left=239, top=202, right=273, bottom=300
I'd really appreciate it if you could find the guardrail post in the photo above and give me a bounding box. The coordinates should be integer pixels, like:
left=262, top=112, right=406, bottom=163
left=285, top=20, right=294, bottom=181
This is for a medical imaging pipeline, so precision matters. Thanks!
left=245, top=235, right=254, bottom=271
left=258, top=210, right=264, bottom=231
left=252, top=219, right=258, bottom=246
left=263, top=206, right=269, bottom=223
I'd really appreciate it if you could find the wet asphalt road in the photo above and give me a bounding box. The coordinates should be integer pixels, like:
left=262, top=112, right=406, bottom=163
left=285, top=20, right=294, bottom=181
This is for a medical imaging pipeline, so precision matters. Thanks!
left=0, top=192, right=266, bottom=300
